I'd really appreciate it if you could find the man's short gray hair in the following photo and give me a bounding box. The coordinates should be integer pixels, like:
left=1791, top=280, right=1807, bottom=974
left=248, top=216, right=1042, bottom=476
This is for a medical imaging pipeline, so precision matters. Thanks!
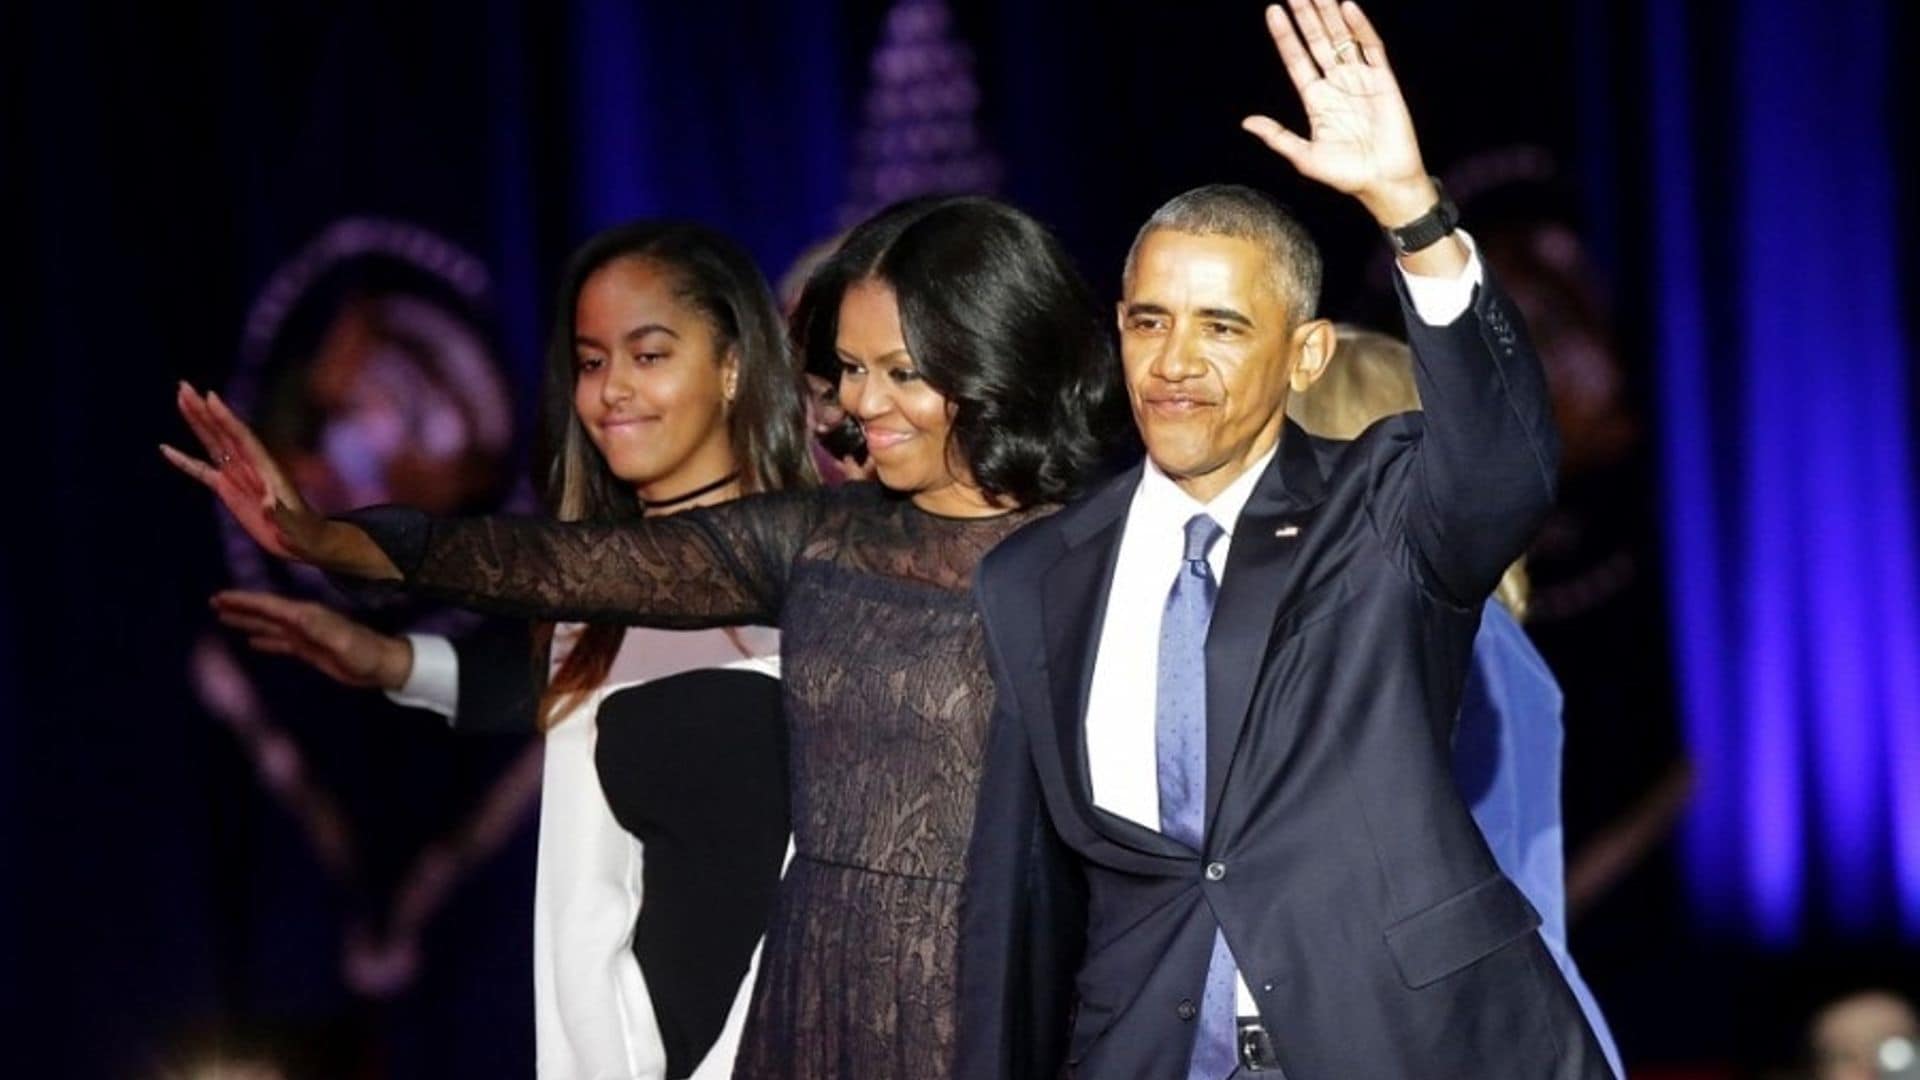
left=1122, top=184, right=1323, bottom=325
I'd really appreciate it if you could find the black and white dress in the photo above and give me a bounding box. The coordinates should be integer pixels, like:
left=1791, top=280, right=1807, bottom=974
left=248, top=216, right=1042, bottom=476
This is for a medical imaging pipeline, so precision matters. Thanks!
left=392, top=622, right=789, bottom=1080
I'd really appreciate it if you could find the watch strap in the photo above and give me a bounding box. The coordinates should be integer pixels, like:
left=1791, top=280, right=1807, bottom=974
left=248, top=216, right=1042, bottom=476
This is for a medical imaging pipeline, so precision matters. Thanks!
left=1384, top=179, right=1460, bottom=256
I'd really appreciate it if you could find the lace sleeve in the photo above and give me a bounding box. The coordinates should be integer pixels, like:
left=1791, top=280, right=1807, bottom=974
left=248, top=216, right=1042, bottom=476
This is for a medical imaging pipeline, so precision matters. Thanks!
left=337, top=489, right=822, bottom=629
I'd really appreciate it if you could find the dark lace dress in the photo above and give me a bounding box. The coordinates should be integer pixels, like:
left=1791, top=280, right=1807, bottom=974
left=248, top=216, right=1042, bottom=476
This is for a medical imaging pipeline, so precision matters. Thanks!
left=345, top=484, right=1044, bottom=1079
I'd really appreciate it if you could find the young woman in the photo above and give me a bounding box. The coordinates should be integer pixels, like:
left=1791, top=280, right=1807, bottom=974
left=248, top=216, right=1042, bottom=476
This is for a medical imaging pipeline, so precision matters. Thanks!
left=207, top=220, right=816, bottom=1080
left=166, top=194, right=1123, bottom=1078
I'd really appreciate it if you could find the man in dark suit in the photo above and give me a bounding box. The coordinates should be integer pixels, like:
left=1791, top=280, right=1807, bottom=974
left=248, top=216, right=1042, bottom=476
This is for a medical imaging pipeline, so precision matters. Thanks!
left=957, top=2, right=1614, bottom=1076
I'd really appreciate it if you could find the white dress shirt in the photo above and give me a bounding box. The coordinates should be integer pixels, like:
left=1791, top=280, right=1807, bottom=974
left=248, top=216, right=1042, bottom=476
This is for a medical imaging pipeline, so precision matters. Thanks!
left=1084, top=446, right=1276, bottom=833
left=1084, top=238, right=1485, bottom=1016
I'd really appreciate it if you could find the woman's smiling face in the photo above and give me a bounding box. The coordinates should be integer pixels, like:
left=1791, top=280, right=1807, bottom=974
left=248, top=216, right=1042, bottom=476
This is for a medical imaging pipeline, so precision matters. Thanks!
left=834, top=277, right=972, bottom=504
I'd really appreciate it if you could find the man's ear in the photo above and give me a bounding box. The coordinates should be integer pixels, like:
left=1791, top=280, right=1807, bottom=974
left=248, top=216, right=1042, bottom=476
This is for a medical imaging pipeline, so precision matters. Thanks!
left=1288, top=318, right=1336, bottom=392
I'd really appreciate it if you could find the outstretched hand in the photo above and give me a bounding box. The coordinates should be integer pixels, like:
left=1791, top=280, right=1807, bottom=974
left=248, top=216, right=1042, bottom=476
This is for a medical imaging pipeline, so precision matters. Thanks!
left=161, top=381, right=329, bottom=563
left=1241, top=0, right=1435, bottom=226
left=212, top=590, right=415, bottom=691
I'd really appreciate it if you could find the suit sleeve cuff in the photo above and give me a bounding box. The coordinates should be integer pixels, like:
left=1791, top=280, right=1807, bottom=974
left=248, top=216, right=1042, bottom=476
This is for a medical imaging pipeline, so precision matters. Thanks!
left=1396, top=230, right=1483, bottom=326
left=384, top=633, right=459, bottom=721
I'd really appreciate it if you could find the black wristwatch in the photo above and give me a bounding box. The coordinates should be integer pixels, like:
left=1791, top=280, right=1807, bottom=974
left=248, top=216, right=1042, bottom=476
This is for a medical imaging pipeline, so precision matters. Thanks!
left=1383, top=179, right=1460, bottom=256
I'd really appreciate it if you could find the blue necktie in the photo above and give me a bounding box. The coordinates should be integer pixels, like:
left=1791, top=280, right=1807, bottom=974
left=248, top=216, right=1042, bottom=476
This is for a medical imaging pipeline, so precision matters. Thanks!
left=1157, top=514, right=1239, bottom=1080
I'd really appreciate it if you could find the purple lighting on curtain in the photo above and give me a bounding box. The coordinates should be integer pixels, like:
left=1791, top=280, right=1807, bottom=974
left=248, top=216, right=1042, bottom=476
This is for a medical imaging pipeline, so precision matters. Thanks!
left=1840, top=19, right=1920, bottom=936
left=1734, top=3, right=1812, bottom=940
left=1646, top=0, right=1741, bottom=927
left=563, top=0, right=846, bottom=277
left=1652, top=0, right=1920, bottom=942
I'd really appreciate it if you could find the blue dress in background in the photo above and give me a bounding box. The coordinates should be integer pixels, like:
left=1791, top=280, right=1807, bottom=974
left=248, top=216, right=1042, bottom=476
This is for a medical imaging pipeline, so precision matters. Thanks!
left=1454, top=601, right=1626, bottom=1079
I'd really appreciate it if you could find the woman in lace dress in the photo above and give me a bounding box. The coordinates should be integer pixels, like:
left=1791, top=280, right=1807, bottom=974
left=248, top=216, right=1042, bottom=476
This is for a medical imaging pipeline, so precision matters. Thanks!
left=165, top=196, right=1125, bottom=1078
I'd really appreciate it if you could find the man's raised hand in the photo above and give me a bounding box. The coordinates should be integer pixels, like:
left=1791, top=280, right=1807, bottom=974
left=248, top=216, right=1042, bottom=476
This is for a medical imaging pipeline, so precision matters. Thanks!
left=1241, top=0, right=1437, bottom=227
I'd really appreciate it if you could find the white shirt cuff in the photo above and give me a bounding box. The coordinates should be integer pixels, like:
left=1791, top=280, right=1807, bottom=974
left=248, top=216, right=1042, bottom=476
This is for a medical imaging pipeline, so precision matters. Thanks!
left=1396, top=230, right=1483, bottom=326
left=384, top=633, right=459, bottom=720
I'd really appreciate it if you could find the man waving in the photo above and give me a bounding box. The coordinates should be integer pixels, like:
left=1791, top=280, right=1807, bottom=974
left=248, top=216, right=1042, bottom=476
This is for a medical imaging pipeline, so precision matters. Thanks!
left=959, top=2, right=1615, bottom=1076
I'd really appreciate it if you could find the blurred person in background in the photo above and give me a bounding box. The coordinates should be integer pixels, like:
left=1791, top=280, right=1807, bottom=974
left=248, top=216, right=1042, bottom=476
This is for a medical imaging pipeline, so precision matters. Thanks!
left=1442, top=150, right=1692, bottom=921
left=1809, top=990, right=1920, bottom=1080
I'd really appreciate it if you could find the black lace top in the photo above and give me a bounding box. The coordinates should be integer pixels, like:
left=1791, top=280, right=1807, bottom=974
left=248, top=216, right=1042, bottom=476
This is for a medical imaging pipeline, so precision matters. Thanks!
left=345, top=484, right=1046, bottom=1079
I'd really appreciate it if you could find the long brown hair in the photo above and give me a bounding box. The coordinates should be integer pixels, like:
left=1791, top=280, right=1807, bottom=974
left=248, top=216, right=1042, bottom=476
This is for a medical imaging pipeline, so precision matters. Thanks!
left=533, top=221, right=816, bottom=728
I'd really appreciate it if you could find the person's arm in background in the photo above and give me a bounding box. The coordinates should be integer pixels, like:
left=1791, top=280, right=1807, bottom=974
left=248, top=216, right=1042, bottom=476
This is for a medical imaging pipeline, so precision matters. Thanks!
left=211, top=591, right=541, bottom=733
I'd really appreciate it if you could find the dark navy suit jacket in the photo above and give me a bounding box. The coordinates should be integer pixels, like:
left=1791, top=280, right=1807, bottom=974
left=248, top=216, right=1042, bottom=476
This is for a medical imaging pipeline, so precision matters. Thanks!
left=957, top=270, right=1613, bottom=1079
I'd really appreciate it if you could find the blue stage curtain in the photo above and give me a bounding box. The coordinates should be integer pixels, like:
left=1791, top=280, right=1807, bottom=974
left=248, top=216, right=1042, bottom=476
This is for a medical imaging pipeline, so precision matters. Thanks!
left=1649, top=0, right=1920, bottom=943
left=565, top=0, right=848, bottom=278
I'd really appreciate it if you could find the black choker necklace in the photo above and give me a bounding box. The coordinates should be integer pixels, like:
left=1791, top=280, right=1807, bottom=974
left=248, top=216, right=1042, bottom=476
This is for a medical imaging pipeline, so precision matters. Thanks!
left=641, top=472, right=739, bottom=511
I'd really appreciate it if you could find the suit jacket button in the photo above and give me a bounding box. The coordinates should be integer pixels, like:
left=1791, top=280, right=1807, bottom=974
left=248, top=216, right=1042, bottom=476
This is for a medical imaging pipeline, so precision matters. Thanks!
left=1205, top=861, right=1227, bottom=881
left=1177, top=999, right=1197, bottom=1021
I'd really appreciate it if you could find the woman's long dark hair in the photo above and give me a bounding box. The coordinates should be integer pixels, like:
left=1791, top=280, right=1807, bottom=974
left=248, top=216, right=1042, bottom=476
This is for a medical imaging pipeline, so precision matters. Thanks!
left=535, top=221, right=816, bottom=727
left=792, top=196, right=1126, bottom=507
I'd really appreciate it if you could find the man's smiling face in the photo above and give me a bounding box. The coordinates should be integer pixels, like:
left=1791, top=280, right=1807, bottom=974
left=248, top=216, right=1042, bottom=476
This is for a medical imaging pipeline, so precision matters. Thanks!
left=1119, top=229, right=1324, bottom=499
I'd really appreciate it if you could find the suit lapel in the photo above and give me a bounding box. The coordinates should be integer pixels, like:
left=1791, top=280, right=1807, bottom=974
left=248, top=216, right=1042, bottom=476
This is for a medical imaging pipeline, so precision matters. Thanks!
left=1204, top=422, right=1328, bottom=827
left=1038, top=465, right=1191, bottom=861
left=1041, top=522, right=1119, bottom=808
